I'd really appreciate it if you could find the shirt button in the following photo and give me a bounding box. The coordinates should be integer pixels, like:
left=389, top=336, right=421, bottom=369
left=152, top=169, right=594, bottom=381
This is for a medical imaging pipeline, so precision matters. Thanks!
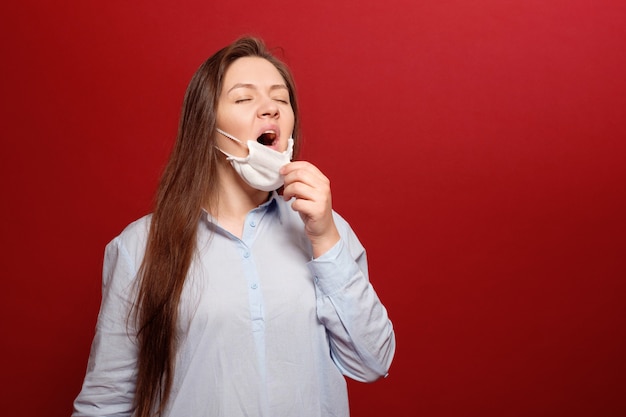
left=251, top=283, right=258, bottom=289
left=243, top=251, right=250, bottom=258
left=250, top=220, right=256, bottom=227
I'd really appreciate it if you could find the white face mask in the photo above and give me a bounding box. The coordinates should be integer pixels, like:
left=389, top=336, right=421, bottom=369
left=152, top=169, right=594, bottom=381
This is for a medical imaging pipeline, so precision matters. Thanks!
left=216, top=128, right=294, bottom=192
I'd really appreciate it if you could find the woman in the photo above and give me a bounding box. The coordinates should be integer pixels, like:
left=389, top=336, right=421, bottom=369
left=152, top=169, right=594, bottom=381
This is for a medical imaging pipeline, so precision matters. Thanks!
left=73, top=36, right=395, bottom=417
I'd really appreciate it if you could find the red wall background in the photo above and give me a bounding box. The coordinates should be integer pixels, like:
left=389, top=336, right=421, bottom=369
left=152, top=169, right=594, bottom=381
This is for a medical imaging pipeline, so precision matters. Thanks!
left=1, top=0, right=625, bottom=416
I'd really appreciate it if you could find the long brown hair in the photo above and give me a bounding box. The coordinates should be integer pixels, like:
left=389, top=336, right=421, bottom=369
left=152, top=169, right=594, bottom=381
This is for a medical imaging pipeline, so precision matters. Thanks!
left=132, top=36, right=300, bottom=417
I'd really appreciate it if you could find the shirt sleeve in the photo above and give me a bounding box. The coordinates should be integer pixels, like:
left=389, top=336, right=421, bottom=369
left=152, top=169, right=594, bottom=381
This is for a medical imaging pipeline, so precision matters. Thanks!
left=307, top=214, right=396, bottom=383
left=72, top=236, right=139, bottom=417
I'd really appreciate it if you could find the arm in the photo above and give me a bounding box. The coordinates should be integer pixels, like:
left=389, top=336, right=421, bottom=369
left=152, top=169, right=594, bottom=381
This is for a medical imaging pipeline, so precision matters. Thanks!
left=281, top=161, right=396, bottom=382
left=308, top=218, right=396, bottom=382
left=72, top=236, right=139, bottom=417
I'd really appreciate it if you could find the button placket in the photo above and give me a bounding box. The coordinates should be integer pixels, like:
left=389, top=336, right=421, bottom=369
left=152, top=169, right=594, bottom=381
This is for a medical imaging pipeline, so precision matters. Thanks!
left=238, top=235, right=264, bottom=332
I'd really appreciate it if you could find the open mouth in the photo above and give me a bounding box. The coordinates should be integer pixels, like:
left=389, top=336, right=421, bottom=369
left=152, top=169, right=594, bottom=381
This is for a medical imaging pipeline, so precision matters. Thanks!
left=257, top=131, right=277, bottom=146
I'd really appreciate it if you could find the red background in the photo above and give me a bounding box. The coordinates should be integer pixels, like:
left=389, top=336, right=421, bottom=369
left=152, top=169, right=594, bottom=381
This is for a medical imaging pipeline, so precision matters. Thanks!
left=1, top=0, right=625, bottom=416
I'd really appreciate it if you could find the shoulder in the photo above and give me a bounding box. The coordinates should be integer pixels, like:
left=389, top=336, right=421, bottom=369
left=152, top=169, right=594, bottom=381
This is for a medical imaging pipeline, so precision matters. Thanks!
left=105, top=214, right=152, bottom=266
left=331, top=210, right=366, bottom=260
left=330, top=210, right=353, bottom=238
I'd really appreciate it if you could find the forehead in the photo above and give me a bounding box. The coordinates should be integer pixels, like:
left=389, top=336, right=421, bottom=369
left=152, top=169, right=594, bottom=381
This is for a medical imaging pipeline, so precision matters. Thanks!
left=223, top=57, right=286, bottom=89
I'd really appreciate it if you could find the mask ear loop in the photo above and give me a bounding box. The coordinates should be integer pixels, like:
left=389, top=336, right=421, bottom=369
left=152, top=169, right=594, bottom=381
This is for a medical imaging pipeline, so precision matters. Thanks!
left=215, top=128, right=251, bottom=159
left=216, top=128, right=244, bottom=144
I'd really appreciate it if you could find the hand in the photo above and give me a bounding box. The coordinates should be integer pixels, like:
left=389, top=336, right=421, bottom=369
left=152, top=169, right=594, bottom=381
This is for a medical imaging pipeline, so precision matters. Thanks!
left=280, top=161, right=340, bottom=258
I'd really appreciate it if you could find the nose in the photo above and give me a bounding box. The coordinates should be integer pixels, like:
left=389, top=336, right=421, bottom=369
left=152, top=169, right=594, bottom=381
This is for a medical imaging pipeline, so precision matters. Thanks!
left=258, top=97, right=279, bottom=119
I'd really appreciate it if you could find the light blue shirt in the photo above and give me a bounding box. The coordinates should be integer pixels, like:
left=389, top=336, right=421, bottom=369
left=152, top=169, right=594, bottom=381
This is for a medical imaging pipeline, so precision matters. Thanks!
left=73, top=192, right=395, bottom=417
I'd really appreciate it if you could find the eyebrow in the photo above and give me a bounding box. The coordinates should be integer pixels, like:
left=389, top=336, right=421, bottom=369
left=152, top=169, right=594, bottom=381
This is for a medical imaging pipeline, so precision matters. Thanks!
left=227, top=83, right=289, bottom=94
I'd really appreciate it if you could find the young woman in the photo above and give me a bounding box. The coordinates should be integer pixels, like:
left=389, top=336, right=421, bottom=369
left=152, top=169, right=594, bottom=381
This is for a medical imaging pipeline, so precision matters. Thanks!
left=73, top=36, right=395, bottom=417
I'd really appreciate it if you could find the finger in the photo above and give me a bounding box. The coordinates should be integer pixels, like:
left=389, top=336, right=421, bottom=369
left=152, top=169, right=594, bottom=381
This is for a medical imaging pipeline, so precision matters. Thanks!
left=280, top=160, right=313, bottom=174
left=283, top=166, right=329, bottom=193
left=284, top=182, right=331, bottom=216
left=282, top=180, right=316, bottom=202
left=283, top=171, right=317, bottom=193
left=280, top=160, right=325, bottom=179
left=291, top=195, right=326, bottom=224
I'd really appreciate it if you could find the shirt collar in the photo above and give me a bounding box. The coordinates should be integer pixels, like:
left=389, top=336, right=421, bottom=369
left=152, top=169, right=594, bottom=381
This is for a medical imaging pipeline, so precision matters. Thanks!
left=262, top=191, right=285, bottom=224
left=201, top=191, right=285, bottom=228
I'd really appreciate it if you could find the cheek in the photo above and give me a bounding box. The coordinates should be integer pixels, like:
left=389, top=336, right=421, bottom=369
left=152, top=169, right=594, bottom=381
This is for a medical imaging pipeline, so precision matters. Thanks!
left=216, top=107, right=236, bottom=129
left=215, top=106, right=227, bottom=128
left=216, top=102, right=248, bottom=128
left=286, top=110, right=296, bottom=135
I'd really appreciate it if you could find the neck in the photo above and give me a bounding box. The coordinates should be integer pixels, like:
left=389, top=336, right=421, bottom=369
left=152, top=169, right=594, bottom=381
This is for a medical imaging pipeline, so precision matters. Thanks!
left=209, top=159, right=271, bottom=237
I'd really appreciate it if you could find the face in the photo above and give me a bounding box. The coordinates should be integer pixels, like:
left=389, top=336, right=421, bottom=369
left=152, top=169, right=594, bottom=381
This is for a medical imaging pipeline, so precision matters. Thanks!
left=216, top=57, right=295, bottom=157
